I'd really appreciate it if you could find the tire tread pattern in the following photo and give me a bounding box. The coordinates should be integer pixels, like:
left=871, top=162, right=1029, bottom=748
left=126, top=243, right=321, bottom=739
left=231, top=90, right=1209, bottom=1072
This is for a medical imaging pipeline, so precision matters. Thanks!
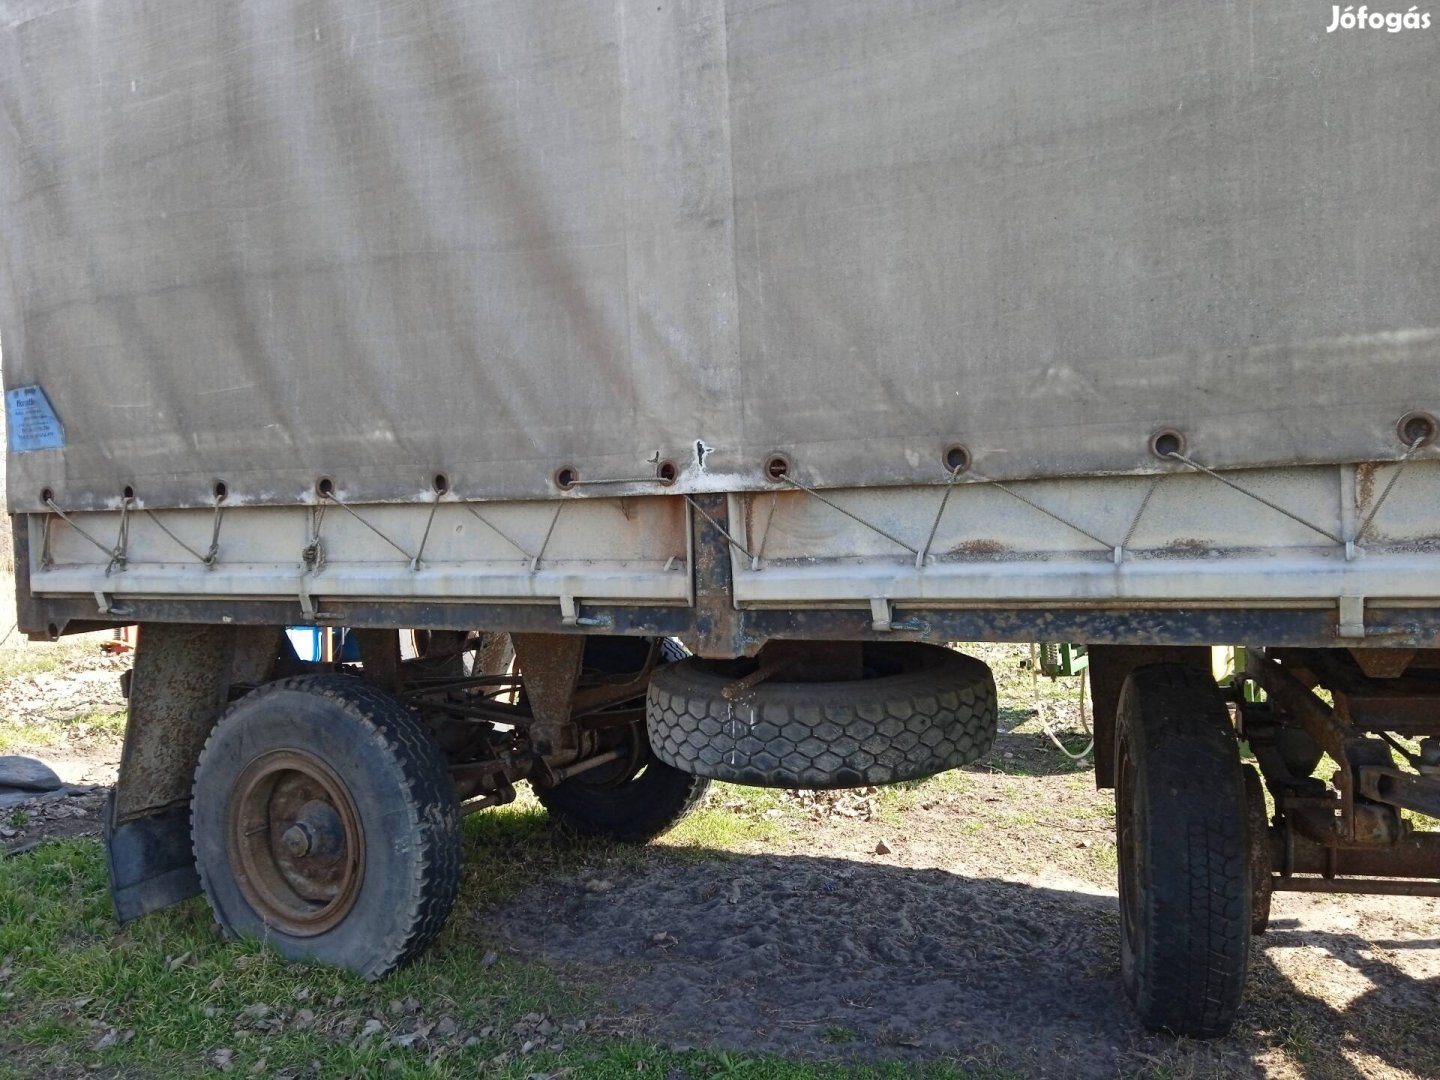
left=192, top=674, right=460, bottom=979
left=1119, top=664, right=1249, bottom=1038
left=647, top=646, right=997, bottom=789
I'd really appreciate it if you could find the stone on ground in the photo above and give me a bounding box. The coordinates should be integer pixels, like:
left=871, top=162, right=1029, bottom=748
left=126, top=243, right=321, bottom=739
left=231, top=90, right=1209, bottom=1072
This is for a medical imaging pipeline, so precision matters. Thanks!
left=0, top=755, right=63, bottom=792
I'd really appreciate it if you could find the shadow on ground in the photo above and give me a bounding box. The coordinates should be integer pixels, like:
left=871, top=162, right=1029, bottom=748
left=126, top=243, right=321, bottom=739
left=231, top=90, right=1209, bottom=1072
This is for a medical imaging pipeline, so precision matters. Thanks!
left=970, top=729, right=1095, bottom=778
left=479, top=841, right=1440, bottom=1079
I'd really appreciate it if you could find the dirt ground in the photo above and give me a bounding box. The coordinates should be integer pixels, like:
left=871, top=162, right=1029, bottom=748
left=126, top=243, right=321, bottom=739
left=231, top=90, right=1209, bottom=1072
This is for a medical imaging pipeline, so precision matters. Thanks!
left=481, top=723, right=1440, bottom=1079
left=4, top=641, right=1440, bottom=1079
left=0, top=640, right=125, bottom=854
left=487, top=807, right=1440, bottom=1078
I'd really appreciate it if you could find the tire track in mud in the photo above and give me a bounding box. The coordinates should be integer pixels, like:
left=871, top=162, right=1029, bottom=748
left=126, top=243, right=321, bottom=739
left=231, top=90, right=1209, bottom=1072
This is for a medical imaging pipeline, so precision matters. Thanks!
left=486, top=852, right=1440, bottom=1078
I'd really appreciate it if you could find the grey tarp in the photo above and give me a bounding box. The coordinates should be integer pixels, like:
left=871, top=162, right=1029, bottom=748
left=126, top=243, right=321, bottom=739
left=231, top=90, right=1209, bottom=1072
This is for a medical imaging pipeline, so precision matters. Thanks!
left=1, top=0, right=1437, bottom=511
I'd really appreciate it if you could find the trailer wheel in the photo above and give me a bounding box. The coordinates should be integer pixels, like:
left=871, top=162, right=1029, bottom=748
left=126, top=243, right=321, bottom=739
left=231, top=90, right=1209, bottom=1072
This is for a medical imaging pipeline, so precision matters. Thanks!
left=1116, top=664, right=1250, bottom=1038
left=1243, top=765, right=1274, bottom=935
left=535, top=637, right=710, bottom=842
left=647, top=643, right=996, bottom=789
left=192, top=676, right=460, bottom=979
left=536, top=743, right=711, bottom=843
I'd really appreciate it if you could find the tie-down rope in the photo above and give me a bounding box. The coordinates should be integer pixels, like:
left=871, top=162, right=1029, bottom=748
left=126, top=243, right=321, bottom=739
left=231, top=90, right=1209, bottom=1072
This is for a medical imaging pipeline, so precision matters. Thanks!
left=315, top=491, right=444, bottom=572
left=34, top=439, right=1429, bottom=579
left=745, top=444, right=1427, bottom=568
left=142, top=499, right=226, bottom=570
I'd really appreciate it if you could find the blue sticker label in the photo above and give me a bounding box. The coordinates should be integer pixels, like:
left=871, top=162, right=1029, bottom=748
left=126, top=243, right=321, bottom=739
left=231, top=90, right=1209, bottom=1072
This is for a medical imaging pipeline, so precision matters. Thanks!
left=6, top=386, right=65, bottom=452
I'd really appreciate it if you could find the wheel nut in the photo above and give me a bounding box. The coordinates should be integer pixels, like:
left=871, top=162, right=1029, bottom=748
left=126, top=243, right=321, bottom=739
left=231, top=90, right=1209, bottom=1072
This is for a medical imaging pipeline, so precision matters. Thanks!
left=280, top=823, right=313, bottom=857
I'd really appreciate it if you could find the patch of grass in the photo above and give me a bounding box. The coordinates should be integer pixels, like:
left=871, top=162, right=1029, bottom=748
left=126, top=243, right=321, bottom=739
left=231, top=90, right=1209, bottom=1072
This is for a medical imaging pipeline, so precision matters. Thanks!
left=71, top=706, right=127, bottom=737
left=1086, top=842, right=1119, bottom=875
left=0, top=720, right=63, bottom=752
left=0, top=707, right=126, bottom=752
left=0, top=650, right=68, bottom=683
left=0, top=834, right=1013, bottom=1079
left=1275, top=1018, right=1321, bottom=1068
left=0, top=640, right=114, bottom=683
left=1068, top=798, right=1115, bottom=823
left=665, top=803, right=787, bottom=851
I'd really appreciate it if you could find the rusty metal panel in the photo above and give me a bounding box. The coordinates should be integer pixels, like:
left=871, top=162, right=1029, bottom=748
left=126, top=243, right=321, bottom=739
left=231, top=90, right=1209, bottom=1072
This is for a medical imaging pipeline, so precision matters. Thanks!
left=1, top=1, right=1436, bottom=513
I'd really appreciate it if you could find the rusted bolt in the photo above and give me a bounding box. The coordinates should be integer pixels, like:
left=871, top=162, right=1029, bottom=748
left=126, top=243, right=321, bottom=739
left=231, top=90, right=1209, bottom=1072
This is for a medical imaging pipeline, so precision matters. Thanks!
left=943, top=444, right=971, bottom=474
left=1398, top=412, right=1438, bottom=448
left=1150, top=430, right=1186, bottom=459
left=764, top=455, right=791, bottom=483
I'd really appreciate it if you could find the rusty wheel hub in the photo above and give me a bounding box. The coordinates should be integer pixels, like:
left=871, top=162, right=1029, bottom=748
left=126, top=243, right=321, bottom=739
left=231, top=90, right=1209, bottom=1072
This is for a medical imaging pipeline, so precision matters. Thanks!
left=226, top=750, right=364, bottom=936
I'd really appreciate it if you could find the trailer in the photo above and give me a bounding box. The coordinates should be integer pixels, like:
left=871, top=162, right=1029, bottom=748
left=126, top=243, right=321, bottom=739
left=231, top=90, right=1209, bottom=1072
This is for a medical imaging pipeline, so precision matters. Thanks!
left=3, top=0, right=1439, bottom=1039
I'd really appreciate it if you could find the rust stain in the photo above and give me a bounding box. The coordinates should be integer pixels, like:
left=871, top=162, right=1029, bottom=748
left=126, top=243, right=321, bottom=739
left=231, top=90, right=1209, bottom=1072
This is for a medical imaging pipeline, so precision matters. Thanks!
left=1356, top=462, right=1378, bottom=510
left=950, top=539, right=1008, bottom=556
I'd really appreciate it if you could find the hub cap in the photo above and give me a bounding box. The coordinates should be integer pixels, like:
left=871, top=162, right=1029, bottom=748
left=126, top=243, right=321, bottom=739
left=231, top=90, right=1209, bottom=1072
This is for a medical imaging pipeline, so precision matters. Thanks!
left=226, top=750, right=364, bottom=936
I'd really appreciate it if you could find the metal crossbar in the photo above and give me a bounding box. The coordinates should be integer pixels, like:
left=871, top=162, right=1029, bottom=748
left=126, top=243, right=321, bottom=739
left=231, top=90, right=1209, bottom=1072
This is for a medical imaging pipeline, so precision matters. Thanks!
left=683, top=494, right=755, bottom=561
left=30, top=441, right=1431, bottom=587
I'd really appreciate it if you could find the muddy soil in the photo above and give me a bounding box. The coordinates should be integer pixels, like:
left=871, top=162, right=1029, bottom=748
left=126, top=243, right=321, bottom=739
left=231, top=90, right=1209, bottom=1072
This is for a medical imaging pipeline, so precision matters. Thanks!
left=484, top=676, right=1440, bottom=1080
left=488, top=820, right=1440, bottom=1079
left=5, top=640, right=1440, bottom=1077
left=0, top=642, right=125, bottom=855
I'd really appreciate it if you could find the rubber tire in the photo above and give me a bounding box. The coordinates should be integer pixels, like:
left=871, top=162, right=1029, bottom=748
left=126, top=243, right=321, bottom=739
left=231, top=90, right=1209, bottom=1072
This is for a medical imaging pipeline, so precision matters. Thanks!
left=536, top=756, right=711, bottom=843
left=534, top=636, right=711, bottom=842
left=1116, top=664, right=1250, bottom=1038
left=647, top=643, right=996, bottom=789
left=192, top=675, right=460, bottom=979
left=1243, top=765, right=1273, bottom=936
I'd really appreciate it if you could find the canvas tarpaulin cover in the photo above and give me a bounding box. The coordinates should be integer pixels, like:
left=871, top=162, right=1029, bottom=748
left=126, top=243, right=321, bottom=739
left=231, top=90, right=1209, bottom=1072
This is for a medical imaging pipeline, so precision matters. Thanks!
left=1, top=0, right=1437, bottom=510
